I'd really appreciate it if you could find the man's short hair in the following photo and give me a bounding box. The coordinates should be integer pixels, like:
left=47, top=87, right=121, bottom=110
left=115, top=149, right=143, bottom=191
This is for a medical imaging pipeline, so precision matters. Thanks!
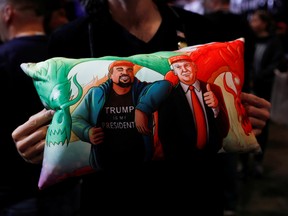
left=2, top=0, right=49, bottom=16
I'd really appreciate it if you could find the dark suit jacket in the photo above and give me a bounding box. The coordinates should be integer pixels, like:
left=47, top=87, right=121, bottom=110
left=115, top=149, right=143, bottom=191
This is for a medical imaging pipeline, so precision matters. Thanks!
left=158, top=80, right=229, bottom=163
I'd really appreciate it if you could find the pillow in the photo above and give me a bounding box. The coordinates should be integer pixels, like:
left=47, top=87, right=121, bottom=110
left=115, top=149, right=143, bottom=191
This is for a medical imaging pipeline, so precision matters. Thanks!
left=21, top=38, right=260, bottom=189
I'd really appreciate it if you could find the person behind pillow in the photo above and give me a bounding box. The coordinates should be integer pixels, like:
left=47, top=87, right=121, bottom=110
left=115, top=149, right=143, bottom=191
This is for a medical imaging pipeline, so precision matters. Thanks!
left=11, top=0, right=271, bottom=215
left=247, top=9, right=286, bottom=177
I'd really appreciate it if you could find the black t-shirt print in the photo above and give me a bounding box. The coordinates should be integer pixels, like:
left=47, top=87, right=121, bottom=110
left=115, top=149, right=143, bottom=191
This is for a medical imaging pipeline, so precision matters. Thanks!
left=98, top=89, right=145, bottom=169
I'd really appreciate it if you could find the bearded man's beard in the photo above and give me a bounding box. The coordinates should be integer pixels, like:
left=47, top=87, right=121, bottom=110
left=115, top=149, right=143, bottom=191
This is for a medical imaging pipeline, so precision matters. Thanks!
left=114, top=75, right=133, bottom=88
left=116, top=82, right=132, bottom=88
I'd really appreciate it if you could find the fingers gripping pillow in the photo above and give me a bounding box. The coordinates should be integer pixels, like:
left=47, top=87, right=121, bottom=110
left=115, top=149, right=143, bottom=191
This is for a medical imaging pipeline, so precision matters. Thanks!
left=21, top=38, right=260, bottom=189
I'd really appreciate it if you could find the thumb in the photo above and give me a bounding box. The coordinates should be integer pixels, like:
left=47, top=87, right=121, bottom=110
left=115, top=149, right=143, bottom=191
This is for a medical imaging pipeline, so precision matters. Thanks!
left=206, top=83, right=211, bottom=92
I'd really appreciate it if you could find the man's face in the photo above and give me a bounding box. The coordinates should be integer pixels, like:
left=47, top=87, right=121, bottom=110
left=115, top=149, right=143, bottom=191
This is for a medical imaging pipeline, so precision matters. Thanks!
left=172, top=60, right=196, bottom=85
left=249, top=13, right=266, bottom=34
left=110, top=65, right=135, bottom=88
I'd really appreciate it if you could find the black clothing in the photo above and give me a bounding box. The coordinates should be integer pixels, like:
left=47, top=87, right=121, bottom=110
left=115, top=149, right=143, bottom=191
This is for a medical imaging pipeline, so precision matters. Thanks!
left=252, top=34, right=285, bottom=101
left=48, top=5, right=213, bottom=58
left=0, top=36, right=48, bottom=209
left=251, top=34, right=285, bottom=173
left=98, top=89, right=145, bottom=170
left=158, top=81, right=229, bottom=160
left=0, top=35, right=80, bottom=215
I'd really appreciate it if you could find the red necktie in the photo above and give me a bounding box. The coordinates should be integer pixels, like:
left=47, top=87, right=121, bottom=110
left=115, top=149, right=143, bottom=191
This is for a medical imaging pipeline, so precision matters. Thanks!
left=189, top=85, right=207, bottom=149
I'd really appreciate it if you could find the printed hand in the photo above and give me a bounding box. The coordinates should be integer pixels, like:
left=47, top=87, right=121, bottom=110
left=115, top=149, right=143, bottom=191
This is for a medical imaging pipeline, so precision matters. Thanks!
left=241, top=92, right=271, bottom=136
left=135, top=109, right=151, bottom=135
left=89, top=127, right=104, bottom=145
left=203, top=83, right=218, bottom=108
left=12, top=109, right=54, bottom=164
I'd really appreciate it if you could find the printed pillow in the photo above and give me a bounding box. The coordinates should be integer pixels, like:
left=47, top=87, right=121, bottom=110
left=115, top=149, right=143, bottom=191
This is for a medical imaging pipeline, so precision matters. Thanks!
left=21, top=38, right=260, bottom=189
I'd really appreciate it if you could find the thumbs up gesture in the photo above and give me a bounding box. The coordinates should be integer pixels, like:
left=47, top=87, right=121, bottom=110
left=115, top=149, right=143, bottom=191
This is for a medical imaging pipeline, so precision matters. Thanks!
left=203, top=83, right=219, bottom=108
